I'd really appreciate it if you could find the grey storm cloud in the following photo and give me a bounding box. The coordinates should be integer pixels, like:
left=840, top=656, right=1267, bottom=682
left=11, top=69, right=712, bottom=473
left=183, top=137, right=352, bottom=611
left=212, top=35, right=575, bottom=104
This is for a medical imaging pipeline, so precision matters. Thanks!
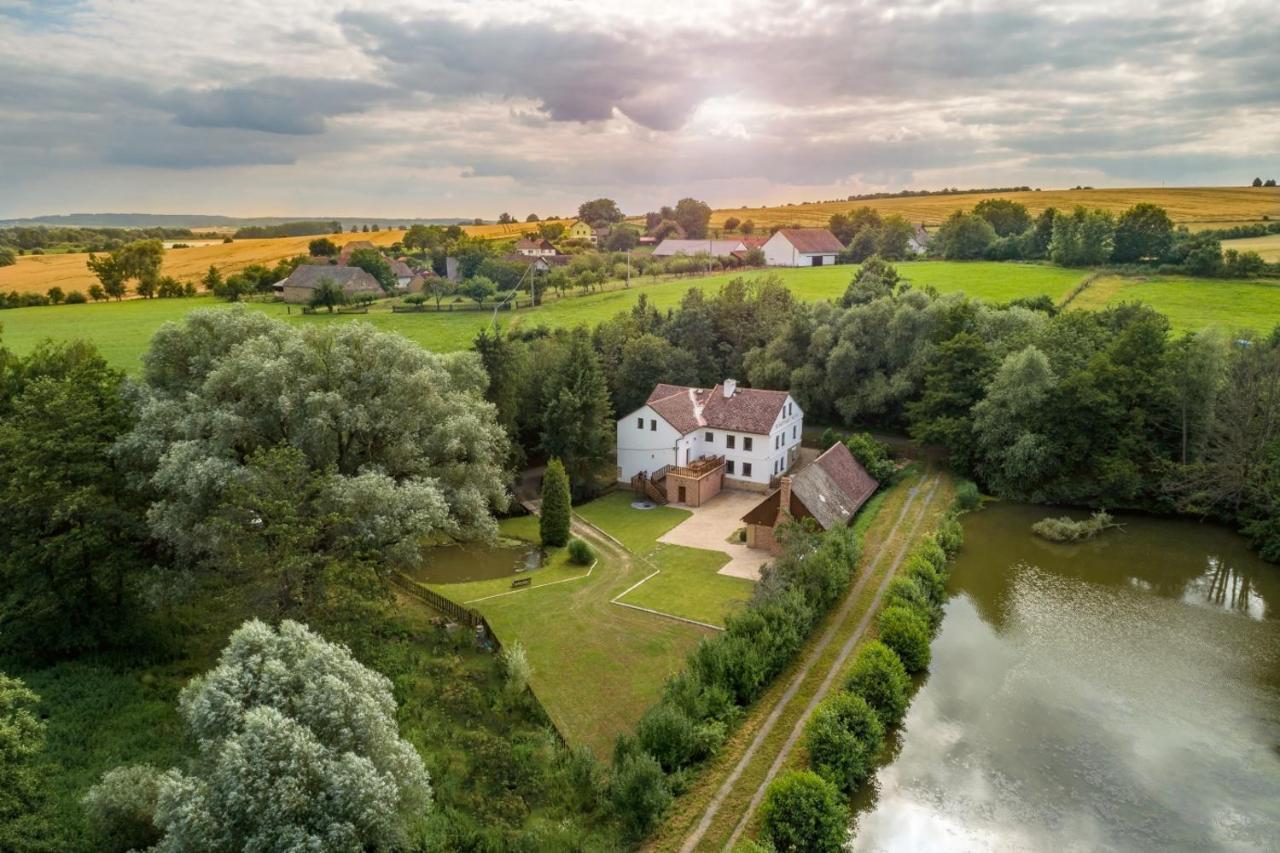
left=161, top=77, right=391, bottom=135
left=0, top=0, right=1277, bottom=215
left=337, top=10, right=706, bottom=131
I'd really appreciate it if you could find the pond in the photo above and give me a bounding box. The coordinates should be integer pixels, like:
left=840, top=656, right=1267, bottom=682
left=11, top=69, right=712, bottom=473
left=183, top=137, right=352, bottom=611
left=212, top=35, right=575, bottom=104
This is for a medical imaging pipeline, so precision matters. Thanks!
left=401, top=540, right=541, bottom=585
left=850, top=503, right=1280, bottom=852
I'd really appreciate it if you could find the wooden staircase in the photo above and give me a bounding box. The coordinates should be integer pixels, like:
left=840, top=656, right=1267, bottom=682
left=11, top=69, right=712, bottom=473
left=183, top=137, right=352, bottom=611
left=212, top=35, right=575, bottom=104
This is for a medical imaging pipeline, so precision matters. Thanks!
left=630, top=466, right=670, bottom=505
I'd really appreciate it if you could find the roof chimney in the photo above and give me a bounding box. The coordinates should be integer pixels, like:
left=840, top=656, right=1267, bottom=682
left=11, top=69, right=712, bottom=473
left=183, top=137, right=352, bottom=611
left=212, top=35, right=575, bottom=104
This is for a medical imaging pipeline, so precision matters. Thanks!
left=723, top=379, right=737, bottom=398
left=778, top=476, right=792, bottom=521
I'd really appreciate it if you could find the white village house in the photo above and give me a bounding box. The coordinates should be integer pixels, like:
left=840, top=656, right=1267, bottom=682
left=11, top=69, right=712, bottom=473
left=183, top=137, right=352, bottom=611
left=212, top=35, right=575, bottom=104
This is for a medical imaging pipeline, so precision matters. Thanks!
left=617, top=380, right=804, bottom=506
left=761, top=228, right=844, bottom=267
left=651, top=238, right=748, bottom=257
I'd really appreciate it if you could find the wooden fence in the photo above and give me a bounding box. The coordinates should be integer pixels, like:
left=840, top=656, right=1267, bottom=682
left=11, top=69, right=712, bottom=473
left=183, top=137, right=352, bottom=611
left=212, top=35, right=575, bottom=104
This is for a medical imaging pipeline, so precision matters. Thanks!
left=390, top=572, right=502, bottom=652
left=391, top=299, right=534, bottom=313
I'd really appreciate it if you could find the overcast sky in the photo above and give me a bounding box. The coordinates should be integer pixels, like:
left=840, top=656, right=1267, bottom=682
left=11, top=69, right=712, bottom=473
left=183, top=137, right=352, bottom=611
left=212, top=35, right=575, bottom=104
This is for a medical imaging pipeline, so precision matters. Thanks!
left=1, top=0, right=1276, bottom=219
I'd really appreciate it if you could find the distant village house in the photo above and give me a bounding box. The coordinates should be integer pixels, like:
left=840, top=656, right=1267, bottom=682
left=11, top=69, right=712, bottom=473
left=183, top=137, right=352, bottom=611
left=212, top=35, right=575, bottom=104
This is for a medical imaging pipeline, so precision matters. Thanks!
left=761, top=228, right=844, bottom=267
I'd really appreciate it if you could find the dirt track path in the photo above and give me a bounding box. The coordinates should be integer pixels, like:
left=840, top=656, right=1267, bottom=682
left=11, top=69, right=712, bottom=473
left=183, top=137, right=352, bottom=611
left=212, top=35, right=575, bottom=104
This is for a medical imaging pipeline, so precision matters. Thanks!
left=678, top=470, right=945, bottom=852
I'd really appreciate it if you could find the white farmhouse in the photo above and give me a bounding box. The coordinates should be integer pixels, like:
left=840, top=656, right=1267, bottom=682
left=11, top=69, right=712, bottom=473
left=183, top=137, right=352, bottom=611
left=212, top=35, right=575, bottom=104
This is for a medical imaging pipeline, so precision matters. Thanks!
left=761, top=228, right=844, bottom=267
left=617, top=380, right=804, bottom=506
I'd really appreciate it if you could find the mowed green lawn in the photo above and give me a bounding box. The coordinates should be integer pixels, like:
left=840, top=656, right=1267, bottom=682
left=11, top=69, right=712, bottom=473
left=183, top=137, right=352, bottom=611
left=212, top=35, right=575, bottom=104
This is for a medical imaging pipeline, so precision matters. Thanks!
left=418, top=493, right=752, bottom=756
left=1073, top=275, right=1280, bottom=334
left=0, top=262, right=1087, bottom=372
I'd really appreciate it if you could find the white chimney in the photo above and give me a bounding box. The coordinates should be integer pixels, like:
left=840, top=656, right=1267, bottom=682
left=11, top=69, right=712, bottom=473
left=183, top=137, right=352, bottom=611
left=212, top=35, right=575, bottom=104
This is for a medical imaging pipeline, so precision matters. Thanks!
left=723, top=379, right=737, bottom=398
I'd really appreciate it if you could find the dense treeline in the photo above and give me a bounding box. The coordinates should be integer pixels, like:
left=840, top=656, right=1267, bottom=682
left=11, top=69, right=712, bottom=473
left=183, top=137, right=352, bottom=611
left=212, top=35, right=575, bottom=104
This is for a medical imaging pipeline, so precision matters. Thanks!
left=479, top=268, right=1280, bottom=559
left=925, top=200, right=1276, bottom=277
left=232, top=220, right=343, bottom=239
left=0, top=226, right=202, bottom=253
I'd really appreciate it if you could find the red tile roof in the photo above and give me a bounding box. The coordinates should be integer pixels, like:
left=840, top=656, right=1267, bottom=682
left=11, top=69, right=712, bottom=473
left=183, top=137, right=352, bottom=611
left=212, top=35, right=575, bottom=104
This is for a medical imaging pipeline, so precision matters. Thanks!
left=644, top=382, right=789, bottom=436
left=775, top=228, right=844, bottom=254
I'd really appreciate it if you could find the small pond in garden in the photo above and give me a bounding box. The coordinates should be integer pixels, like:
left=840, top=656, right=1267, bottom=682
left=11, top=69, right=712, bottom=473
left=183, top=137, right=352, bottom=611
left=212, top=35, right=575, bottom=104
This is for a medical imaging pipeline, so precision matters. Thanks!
left=849, top=502, right=1280, bottom=852
left=402, top=540, right=542, bottom=585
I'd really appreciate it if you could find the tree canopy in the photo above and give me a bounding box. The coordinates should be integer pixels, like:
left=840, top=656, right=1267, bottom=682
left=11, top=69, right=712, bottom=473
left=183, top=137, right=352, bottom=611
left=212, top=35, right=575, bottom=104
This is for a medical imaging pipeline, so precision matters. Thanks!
left=89, top=619, right=431, bottom=851
left=119, top=308, right=509, bottom=566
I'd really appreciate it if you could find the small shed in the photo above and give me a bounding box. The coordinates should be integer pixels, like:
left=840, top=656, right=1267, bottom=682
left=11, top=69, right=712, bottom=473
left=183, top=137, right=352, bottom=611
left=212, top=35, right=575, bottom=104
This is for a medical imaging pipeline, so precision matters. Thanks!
left=741, top=442, right=878, bottom=554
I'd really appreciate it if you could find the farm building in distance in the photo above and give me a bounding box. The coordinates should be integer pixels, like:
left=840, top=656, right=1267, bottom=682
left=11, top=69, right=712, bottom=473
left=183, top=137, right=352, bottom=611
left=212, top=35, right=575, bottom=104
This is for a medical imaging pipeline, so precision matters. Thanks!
left=741, top=442, right=878, bottom=554
left=618, top=379, right=804, bottom=505
left=761, top=228, right=844, bottom=266
left=278, top=264, right=382, bottom=304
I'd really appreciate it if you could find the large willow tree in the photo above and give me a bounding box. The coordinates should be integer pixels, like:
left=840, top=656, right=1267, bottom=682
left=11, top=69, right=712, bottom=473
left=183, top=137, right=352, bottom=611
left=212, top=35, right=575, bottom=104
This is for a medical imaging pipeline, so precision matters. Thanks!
left=119, top=308, right=510, bottom=573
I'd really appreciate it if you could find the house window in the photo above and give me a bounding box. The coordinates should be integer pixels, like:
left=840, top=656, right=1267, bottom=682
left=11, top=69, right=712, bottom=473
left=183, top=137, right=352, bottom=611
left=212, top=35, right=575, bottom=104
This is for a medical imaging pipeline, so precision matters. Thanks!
left=793, top=425, right=797, bottom=439
left=650, top=419, right=657, bottom=431
left=727, top=435, right=736, bottom=449
left=744, top=437, right=753, bottom=452
left=743, top=462, right=753, bottom=478
left=637, top=417, right=644, bottom=429
left=705, top=432, right=714, bottom=443
left=726, top=460, right=735, bottom=475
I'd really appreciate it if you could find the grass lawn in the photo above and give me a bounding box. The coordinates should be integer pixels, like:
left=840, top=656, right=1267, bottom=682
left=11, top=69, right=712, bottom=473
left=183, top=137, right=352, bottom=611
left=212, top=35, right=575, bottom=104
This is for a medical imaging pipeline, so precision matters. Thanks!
left=1072, top=274, right=1280, bottom=334
left=412, top=492, right=762, bottom=755
left=0, top=262, right=1088, bottom=372
left=574, top=491, right=691, bottom=552
left=621, top=543, right=753, bottom=627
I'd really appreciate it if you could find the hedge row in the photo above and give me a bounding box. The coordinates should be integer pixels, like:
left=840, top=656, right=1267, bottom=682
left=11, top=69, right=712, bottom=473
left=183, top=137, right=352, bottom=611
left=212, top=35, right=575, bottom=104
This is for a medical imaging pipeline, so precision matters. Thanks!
left=761, top=513, right=965, bottom=851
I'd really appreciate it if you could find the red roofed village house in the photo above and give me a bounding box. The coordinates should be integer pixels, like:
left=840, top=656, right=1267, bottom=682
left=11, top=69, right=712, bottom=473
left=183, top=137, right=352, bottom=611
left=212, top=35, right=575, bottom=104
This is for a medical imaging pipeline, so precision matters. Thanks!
left=740, top=442, right=878, bottom=555
left=617, top=380, right=804, bottom=507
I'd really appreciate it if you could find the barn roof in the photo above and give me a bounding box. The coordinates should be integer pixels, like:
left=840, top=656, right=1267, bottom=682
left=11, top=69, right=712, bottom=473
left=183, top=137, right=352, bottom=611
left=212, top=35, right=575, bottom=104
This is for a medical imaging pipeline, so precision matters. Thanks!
left=774, top=228, right=844, bottom=254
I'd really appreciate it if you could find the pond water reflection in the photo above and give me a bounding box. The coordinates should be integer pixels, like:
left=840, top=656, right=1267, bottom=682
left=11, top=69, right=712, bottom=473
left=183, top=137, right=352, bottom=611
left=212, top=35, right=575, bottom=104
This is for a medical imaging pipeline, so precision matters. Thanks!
left=850, top=503, right=1280, bottom=852
left=401, top=541, right=541, bottom=585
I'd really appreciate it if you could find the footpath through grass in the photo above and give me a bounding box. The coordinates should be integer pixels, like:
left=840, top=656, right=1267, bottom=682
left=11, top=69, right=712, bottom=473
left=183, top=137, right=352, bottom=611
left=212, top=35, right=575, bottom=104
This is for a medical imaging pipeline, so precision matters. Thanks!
left=0, top=262, right=1086, bottom=372
left=649, top=467, right=956, bottom=852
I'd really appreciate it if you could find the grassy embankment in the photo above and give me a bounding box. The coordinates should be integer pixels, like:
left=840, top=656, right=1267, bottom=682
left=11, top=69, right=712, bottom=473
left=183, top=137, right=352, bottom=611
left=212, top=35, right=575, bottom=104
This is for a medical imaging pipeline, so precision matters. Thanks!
left=0, top=262, right=1087, bottom=371
left=421, top=494, right=752, bottom=758
left=649, top=467, right=956, bottom=851
left=710, top=185, right=1280, bottom=230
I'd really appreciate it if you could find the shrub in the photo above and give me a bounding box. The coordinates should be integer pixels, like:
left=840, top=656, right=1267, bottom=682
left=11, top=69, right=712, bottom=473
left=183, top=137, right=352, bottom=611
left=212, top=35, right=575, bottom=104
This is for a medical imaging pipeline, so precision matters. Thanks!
left=539, top=458, right=571, bottom=547
left=804, top=692, right=884, bottom=793
left=819, top=426, right=844, bottom=450
left=608, top=752, right=671, bottom=840
left=884, top=575, right=940, bottom=629
left=902, top=554, right=946, bottom=605
left=954, top=480, right=981, bottom=511
left=877, top=605, right=932, bottom=673
left=1031, top=509, right=1118, bottom=542
left=844, top=432, right=895, bottom=482
left=759, top=770, right=848, bottom=853
left=83, top=764, right=164, bottom=851
left=64, top=290, right=88, bottom=304
left=844, top=640, right=911, bottom=728
left=499, top=640, right=532, bottom=696
left=567, top=537, right=594, bottom=565
left=934, top=515, right=964, bottom=557
left=636, top=702, right=698, bottom=772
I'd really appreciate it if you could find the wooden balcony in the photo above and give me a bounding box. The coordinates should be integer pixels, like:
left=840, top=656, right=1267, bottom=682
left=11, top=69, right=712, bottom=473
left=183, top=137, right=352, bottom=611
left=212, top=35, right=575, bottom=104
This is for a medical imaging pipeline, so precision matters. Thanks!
left=670, top=454, right=725, bottom=480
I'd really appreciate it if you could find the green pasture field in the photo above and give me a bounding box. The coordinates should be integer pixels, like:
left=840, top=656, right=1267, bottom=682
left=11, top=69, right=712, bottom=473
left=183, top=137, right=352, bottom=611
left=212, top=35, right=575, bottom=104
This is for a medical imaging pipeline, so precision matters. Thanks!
left=1072, top=275, right=1280, bottom=334
left=0, top=262, right=1087, bottom=371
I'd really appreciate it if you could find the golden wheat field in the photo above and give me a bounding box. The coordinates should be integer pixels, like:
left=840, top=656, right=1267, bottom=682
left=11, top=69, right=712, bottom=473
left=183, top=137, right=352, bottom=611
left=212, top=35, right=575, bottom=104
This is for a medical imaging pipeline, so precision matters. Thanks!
left=711, top=186, right=1280, bottom=230
left=0, top=221, right=556, bottom=297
